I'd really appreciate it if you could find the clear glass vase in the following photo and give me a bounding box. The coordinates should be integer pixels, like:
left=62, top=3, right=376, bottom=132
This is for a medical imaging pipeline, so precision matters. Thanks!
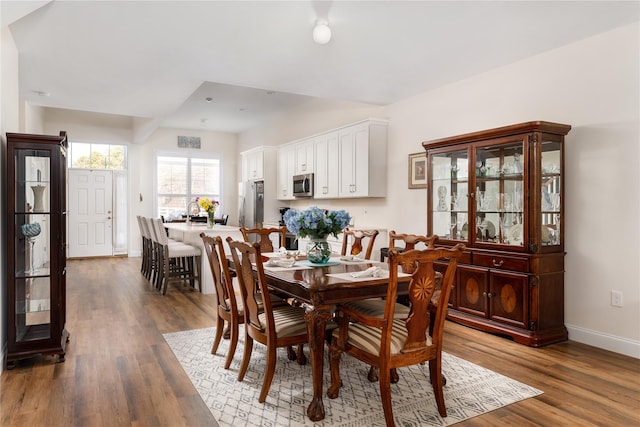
left=207, top=211, right=215, bottom=229
left=306, top=237, right=331, bottom=264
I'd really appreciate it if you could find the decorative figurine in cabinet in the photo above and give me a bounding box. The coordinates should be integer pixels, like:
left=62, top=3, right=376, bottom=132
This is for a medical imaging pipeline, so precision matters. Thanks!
left=424, top=121, right=570, bottom=347
left=5, top=132, right=69, bottom=368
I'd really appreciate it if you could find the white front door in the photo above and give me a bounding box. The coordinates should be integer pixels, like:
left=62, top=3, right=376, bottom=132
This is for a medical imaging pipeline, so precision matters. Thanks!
left=68, top=169, right=113, bottom=258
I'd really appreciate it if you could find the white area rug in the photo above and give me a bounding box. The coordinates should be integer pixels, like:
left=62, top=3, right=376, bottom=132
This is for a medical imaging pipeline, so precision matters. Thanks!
left=163, top=327, right=542, bottom=427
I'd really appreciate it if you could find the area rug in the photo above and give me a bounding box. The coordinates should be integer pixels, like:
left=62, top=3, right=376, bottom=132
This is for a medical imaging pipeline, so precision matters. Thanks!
left=163, top=327, right=542, bottom=427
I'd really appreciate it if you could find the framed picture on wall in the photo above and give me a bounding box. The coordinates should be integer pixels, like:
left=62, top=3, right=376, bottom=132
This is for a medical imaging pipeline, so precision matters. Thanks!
left=408, top=152, right=427, bottom=189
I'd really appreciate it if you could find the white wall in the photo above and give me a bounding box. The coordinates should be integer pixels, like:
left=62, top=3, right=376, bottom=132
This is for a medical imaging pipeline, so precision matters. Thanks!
left=238, top=23, right=640, bottom=357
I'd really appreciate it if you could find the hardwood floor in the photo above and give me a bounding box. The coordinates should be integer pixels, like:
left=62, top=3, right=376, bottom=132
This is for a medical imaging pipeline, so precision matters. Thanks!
left=1, top=257, right=639, bottom=426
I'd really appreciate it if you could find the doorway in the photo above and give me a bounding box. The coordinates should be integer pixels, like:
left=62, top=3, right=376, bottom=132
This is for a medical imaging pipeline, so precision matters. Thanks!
left=67, top=169, right=113, bottom=258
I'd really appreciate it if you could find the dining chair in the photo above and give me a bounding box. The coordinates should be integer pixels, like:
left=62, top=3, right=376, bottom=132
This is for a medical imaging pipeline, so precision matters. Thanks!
left=342, top=231, right=441, bottom=381
left=239, top=225, right=304, bottom=362
left=327, top=244, right=465, bottom=426
left=226, top=237, right=310, bottom=403
left=136, top=216, right=150, bottom=280
left=151, top=218, right=202, bottom=294
left=240, top=226, right=286, bottom=253
left=341, top=228, right=379, bottom=260
left=200, top=233, right=246, bottom=369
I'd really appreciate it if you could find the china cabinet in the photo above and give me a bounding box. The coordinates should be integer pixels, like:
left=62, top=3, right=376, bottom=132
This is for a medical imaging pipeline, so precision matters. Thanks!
left=423, top=121, right=570, bottom=346
left=5, top=131, right=69, bottom=368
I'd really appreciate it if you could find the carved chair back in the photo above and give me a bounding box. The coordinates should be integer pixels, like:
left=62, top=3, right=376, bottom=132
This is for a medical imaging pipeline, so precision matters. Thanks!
left=240, top=226, right=286, bottom=254
left=341, top=228, right=379, bottom=260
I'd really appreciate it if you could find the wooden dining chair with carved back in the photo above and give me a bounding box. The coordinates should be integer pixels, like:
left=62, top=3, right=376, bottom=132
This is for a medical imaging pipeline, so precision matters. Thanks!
left=328, top=244, right=465, bottom=426
left=227, top=238, right=310, bottom=403
left=200, top=233, right=244, bottom=369
left=341, top=231, right=441, bottom=382
left=239, top=225, right=304, bottom=362
left=240, top=226, right=286, bottom=253
left=340, top=228, right=379, bottom=260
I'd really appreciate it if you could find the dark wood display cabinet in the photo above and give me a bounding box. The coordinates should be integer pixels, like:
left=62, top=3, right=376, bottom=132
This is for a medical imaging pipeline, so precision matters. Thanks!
left=423, top=121, right=570, bottom=347
left=5, top=132, right=69, bottom=368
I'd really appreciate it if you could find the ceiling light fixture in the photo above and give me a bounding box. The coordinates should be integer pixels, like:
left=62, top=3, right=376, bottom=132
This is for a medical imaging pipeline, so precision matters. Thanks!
left=313, top=20, right=331, bottom=45
left=205, top=97, right=213, bottom=103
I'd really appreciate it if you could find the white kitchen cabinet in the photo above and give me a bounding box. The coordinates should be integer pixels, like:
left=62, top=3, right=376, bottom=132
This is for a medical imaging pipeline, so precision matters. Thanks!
left=314, top=131, right=339, bottom=199
left=295, top=138, right=315, bottom=174
left=338, top=120, right=387, bottom=198
left=277, top=144, right=296, bottom=200
left=242, top=147, right=265, bottom=181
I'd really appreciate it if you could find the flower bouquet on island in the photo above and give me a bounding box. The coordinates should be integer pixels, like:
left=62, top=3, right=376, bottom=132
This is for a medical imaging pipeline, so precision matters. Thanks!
left=284, top=206, right=351, bottom=264
left=196, top=196, right=220, bottom=228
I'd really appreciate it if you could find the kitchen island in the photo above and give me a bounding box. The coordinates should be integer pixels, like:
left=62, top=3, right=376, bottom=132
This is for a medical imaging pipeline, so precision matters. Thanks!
left=163, top=223, right=243, bottom=294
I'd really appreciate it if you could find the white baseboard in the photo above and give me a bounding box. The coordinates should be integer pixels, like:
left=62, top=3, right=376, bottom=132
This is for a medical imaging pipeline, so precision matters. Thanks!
left=129, top=250, right=142, bottom=257
left=566, top=323, right=640, bottom=359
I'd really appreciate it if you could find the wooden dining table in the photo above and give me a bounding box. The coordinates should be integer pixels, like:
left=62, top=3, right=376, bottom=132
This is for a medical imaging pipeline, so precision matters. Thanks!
left=260, top=259, right=413, bottom=422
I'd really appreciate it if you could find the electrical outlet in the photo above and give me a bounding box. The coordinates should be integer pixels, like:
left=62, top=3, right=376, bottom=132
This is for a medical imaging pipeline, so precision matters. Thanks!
left=611, top=290, right=623, bottom=307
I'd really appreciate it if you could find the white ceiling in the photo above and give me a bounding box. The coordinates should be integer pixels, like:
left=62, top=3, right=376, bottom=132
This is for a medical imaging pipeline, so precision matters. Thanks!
left=4, top=1, right=639, bottom=137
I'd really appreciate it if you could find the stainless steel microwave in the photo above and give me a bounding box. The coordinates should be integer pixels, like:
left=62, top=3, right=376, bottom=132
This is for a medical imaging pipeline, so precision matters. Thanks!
left=293, top=173, right=314, bottom=197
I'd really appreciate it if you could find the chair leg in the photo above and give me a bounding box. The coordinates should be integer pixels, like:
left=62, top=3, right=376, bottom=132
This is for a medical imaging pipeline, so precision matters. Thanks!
left=367, top=366, right=378, bottom=382
left=379, top=366, right=395, bottom=427
left=287, top=346, right=296, bottom=360
left=194, top=255, right=201, bottom=292
left=296, top=344, right=306, bottom=365
left=429, top=355, right=447, bottom=417
left=238, top=334, right=253, bottom=382
left=258, top=345, right=278, bottom=403
left=327, top=344, right=343, bottom=399
left=224, top=321, right=239, bottom=370
left=368, top=366, right=399, bottom=383
left=211, top=316, right=225, bottom=354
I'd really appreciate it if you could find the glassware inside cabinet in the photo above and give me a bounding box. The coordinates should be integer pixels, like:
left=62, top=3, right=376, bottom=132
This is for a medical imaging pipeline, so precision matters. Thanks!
left=541, top=140, right=562, bottom=246
left=431, top=149, right=468, bottom=240
left=475, top=142, right=524, bottom=246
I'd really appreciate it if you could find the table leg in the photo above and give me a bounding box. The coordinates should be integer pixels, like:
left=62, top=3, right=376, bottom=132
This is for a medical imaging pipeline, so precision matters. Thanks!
left=304, top=306, right=332, bottom=422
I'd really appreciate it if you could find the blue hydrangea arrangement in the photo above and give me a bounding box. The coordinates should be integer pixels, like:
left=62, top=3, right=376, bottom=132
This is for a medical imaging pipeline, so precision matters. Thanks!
left=284, top=206, right=351, bottom=239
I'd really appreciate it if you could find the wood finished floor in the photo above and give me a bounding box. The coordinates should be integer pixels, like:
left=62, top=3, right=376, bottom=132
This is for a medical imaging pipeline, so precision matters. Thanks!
left=1, top=257, right=638, bottom=426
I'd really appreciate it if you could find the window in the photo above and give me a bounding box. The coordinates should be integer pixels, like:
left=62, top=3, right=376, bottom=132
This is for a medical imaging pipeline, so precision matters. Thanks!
left=156, top=153, right=221, bottom=219
left=69, top=142, right=126, bottom=169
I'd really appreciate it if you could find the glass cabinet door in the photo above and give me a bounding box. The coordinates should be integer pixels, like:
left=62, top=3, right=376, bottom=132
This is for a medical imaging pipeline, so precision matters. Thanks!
left=14, top=148, right=52, bottom=343
left=541, top=140, right=562, bottom=246
left=431, top=149, right=469, bottom=241
left=474, top=141, right=525, bottom=247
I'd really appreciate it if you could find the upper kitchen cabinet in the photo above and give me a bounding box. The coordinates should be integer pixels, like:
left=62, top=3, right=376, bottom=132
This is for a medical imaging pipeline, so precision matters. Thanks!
left=295, top=138, right=315, bottom=174
left=314, top=131, right=339, bottom=199
left=242, top=146, right=276, bottom=182
left=277, top=144, right=296, bottom=200
left=276, top=118, right=388, bottom=200
left=338, top=119, right=388, bottom=198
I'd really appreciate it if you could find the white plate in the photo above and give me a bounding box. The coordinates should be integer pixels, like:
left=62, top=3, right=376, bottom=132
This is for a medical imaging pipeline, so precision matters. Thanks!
left=478, top=219, right=496, bottom=239
left=508, top=224, right=524, bottom=245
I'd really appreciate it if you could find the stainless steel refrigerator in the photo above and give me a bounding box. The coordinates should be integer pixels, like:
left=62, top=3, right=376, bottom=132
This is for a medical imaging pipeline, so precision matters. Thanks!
left=239, top=180, right=264, bottom=230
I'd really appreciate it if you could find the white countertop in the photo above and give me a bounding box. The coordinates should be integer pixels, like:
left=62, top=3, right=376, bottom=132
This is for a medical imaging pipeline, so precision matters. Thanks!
left=163, top=223, right=241, bottom=234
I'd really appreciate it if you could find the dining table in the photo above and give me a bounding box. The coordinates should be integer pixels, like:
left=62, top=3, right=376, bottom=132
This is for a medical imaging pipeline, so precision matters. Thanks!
left=258, top=255, right=413, bottom=422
